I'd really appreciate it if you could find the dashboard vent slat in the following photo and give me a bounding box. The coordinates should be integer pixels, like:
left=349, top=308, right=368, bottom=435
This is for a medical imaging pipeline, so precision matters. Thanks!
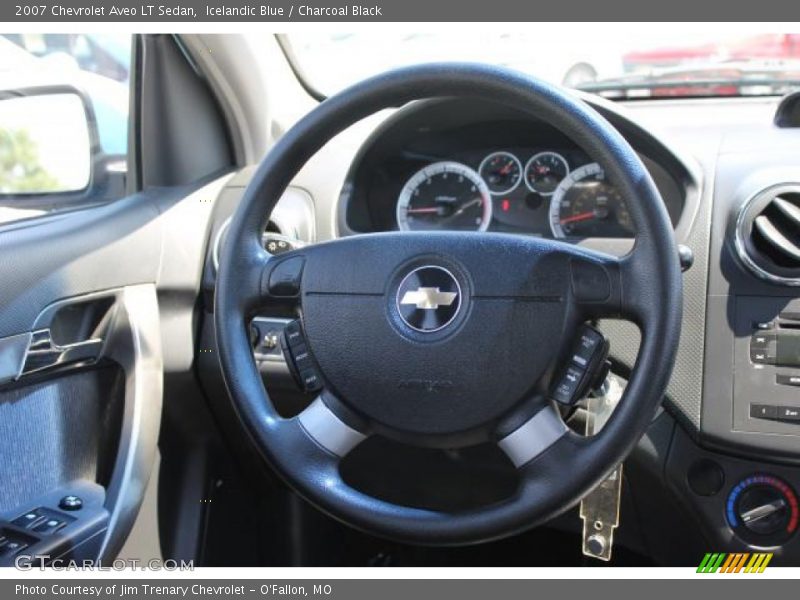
left=736, top=185, right=800, bottom=285
left=753, top=215, right=800, bottom=261
left=773, top=197, right=800, bottom=228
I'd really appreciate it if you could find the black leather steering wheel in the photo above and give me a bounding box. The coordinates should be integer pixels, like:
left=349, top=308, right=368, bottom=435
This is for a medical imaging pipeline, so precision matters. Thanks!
left=215, top=64, right=682, bottom=545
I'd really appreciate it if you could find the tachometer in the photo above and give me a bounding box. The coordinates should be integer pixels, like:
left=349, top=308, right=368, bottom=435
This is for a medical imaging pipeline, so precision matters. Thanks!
left=397, top=161, right=492, bottom=232
left=549, top=163, right=633, bottom=239
left=478, top=151, right=522, bottom=195
left=525, top=151, right=569, bottom=195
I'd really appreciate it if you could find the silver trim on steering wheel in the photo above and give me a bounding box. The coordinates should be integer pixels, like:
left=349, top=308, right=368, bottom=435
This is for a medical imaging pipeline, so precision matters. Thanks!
left=498, top=405, right=568, bottom=468
left=298, top=397, right=367, bottom=457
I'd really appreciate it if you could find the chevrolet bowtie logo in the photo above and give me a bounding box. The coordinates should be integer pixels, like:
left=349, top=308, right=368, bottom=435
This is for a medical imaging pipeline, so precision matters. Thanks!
left=395, top=266, right=462, bottom=332
left=400, top=287, right=458, bottom=310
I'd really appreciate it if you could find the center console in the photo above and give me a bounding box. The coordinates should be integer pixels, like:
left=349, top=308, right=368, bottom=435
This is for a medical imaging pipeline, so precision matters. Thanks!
left=739, top=299, right=800, bottom=431
left=680, top=138, right=800, bottom=557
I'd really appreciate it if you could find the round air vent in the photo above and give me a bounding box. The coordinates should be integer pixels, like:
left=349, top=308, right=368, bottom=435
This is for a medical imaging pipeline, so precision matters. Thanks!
left=736, top=184, right=800, bottom=285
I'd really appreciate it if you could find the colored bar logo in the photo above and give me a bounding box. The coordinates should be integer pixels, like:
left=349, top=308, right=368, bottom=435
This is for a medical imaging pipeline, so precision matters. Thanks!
left=697, top=553, right=773, bottom=573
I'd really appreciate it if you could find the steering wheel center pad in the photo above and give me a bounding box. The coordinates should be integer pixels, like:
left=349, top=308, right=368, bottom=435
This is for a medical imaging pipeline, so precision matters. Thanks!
left=301, top=232, right=573, bottom=442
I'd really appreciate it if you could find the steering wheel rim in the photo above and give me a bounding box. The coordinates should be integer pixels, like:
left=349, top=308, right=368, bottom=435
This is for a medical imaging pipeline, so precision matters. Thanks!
left=215, top=63, right=682, bottom=545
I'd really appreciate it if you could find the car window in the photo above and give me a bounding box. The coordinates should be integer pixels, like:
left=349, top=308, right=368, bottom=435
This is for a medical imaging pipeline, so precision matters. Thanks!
left=0, top=34, right=131, bottom=225
left=284, top=32, right=800, bottom=99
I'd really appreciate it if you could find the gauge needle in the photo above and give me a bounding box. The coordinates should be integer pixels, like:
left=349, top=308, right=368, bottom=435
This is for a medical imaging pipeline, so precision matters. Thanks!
left=560, top=210, right=596, bottom=225
left=444, top=197, right=483, bottom=220
left=406, top=207, right=443, bottom=215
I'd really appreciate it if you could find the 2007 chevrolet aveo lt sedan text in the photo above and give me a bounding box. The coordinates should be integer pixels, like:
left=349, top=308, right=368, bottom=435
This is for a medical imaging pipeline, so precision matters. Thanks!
left=0, top=32, right=799, bottom=567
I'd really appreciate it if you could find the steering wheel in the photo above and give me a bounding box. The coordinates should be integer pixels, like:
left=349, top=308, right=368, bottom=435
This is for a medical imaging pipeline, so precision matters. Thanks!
left=215, top=64, right=682, bottom=545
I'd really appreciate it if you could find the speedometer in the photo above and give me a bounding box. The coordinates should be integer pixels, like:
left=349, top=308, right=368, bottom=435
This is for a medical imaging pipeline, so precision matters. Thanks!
left=396, top=162, right=492, bottom=232
left=549, top=163, right=633, bottom=239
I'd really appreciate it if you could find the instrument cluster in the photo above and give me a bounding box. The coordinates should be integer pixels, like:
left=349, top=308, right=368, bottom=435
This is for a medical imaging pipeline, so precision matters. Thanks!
left=395, top=148, right=634, bottom=239
left=340, top=101, right=685, bottom=240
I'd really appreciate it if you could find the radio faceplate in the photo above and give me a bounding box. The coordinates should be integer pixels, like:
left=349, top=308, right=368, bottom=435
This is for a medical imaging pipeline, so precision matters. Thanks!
left=735, top=296, right=800, bottom=435
left=750, top=328, right=800, bottom=368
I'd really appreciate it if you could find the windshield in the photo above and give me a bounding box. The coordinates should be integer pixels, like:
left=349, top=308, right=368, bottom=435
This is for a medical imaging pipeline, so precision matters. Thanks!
left=285, top=32, right=800, bottom=99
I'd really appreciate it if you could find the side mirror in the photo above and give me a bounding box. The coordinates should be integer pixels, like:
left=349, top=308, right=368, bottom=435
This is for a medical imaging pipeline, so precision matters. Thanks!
left=0, top=85, right=99, bottom=197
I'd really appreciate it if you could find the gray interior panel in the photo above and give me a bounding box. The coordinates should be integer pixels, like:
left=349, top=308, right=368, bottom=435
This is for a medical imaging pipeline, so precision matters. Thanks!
left=599, top=148, right=715, bottom=432
left=0, top=171, right=229, bottom=563
left=0, top=366, right=124, bottom=513
left=0, top=194, right=161, bottom=340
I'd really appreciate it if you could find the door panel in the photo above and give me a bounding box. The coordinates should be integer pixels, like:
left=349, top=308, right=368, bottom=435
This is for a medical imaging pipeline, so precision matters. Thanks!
left=0, top=32, right=237, bottom=566
left=94, top=284, right=163, bottom=560
left=0, top=176, right=228, bottom=565
left=0, top=366, right=124, bottom=514
left=0, top=194, right=160, bottom=340
left=0, top=276, right=163, bottom=566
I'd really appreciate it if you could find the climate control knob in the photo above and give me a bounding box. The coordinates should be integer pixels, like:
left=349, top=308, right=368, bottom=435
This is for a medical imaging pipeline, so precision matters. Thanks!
left=727, top=474, right=798, bottom=545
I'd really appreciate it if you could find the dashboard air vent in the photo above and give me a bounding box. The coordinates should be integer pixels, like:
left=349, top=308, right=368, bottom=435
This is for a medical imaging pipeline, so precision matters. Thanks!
left=736, top=185, right=800, bottom=285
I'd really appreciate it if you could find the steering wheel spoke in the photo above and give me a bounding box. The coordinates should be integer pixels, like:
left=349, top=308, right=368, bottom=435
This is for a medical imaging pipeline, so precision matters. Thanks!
left=234, top=247, right=308, bottom=314
left=567, top=247, right=643, bottom=324
left=296, top=395, right=369, bottom=458
left=497, top=404, right=569, bottom=468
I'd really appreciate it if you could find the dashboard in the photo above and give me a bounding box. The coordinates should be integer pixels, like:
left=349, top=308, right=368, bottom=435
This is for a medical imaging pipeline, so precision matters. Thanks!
left=201, top=92, right=800, bottom=560
left=341, top=99, right=686, bottom=239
